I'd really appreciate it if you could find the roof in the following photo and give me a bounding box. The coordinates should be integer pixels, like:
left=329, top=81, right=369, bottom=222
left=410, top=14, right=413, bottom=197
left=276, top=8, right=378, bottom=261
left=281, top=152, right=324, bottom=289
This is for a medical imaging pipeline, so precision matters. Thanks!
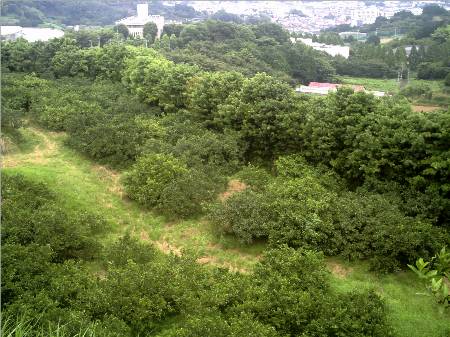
left=1, top=26, right=64, bottom=42
left=308, top=82, right=365, bottom=91
left=309, top=82, right=339, bottom=89
left=116, top=15, right=163, bottom=26
left=1, top=26, right=22, bottom=35
left=22, top=28, right=64, bottom=42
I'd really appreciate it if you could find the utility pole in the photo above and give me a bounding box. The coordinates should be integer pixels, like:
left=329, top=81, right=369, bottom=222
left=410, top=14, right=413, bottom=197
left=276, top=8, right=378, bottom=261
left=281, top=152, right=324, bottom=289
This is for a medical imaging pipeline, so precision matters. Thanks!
left=98, top=37, right=101, bottom=47
left=145, top=39, right=148, bottom=48
left=89, top=39, right=93, bottom=48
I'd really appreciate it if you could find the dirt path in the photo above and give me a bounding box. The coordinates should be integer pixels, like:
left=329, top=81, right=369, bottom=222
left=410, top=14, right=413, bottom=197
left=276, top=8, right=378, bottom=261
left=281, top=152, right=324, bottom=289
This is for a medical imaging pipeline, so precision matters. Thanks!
left=2, top=128, right=58, bottom=168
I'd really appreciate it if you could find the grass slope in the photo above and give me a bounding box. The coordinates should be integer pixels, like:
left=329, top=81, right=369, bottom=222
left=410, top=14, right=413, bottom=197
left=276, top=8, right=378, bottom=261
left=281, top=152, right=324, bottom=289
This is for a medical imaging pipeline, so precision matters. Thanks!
left=3, top=127, right=449, bottom=336
left=338, top=76, right=449, bottom=107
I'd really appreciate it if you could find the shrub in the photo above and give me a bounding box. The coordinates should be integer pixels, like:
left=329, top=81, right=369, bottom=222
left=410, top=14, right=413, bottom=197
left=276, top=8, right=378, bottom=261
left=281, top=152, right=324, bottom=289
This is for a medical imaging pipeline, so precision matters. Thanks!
left=305, top=290, right=393, bottom=336
left=417, top=62, right=450, bottom=80
left=208, top=189, right=273, bottom=243
left=104, top=234, right=157, bottom=268
left=123, top=153, right=188, bottom=208
left=157, top=168, right=217, bottom=218
left=209, top=156, right=449, bottom=271
left=1, top=173, right=106, bottom=262
left=400, top=83, right=433, bottom=99
left=445, top=72, right=450, bottom=86
left=233, top=165, right=272, bottom=191
left=123, top=153, right=217, bottom=217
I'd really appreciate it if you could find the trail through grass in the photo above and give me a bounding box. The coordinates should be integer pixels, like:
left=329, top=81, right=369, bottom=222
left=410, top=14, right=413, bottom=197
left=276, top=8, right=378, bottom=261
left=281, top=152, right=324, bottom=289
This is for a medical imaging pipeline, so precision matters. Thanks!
left=3, top=127, right=263, bottom=272
left=3, top=127, right=449, bottom=336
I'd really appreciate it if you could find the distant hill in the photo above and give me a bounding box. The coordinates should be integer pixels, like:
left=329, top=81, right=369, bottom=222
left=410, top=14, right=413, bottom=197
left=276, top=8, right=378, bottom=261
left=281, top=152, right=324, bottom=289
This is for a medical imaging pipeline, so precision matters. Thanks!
left=0, top=0, right=204, bottom=27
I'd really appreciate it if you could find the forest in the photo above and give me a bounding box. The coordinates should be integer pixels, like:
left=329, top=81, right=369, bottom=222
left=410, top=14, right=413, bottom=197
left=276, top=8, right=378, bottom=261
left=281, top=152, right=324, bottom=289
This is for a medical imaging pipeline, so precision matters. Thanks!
left=1, top=11, right=450, bottom=337
left=0, top=0, right=204, bottom=26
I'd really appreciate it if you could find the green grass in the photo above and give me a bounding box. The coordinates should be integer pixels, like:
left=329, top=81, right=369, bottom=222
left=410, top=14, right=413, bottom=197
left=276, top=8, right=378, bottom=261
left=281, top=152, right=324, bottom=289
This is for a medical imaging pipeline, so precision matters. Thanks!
left=3, top=127, right=263, bottom=271
left=338, top=76, right=449, bottom=107
left=328, top=258, right=450, bottom=337
left=4, top=127, right=450, bottom=336
left=1, top=127, right=43, bottom=154
left=338, top=76, right=402, bottom=93
left=1, top=315, right=96, bottom=337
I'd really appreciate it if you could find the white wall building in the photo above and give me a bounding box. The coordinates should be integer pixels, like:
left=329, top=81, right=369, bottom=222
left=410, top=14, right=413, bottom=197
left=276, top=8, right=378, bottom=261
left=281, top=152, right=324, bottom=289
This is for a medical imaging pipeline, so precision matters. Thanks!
left=294, top=38, right=350, bottom=58
left=0, top=26, right=64, bottom=42
left=116, top=3, right=164, bottom=39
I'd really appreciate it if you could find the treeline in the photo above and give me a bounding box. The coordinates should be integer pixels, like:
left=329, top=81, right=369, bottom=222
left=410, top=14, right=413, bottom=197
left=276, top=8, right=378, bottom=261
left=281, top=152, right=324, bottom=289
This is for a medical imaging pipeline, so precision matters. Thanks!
left=334, top=23, right=450, bottom=80
left=329, top=5, right=450, bottom=80
left=360, top=5, right=449, bottom=39
left=1, top=20, right=336, bottom=84
left=0, top=0, right=203, bottom=26
left=159, top=20, right=336, bottom=84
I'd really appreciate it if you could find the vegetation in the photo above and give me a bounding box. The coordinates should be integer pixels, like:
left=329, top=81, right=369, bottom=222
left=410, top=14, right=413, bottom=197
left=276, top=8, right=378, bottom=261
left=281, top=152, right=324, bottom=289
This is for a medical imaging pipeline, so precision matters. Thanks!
left=2, top=12, right=450, bottom=337
left=338, top=76, right=449, bottom=107
left=0, top=0, right=203, bottom=26
left=409, top=247, right=450, bottom=307
left=328, top=6, right=450, bottom=82
left=159, top=20, right=336, bottom=83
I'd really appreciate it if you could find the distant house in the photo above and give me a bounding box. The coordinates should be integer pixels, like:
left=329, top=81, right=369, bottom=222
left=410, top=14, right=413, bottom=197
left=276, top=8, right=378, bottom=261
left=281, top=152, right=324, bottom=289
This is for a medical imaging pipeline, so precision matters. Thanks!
left=297, top=82, right=339, bottom=95
left=116, top=3, right=164, bottom=39
left=1, top=26, right=22, bottom=40
left=296, top=82, right=385, bottom=97
left=292, top=38, right=350, bottom=58
left=0, top=26, right=64, bottom=42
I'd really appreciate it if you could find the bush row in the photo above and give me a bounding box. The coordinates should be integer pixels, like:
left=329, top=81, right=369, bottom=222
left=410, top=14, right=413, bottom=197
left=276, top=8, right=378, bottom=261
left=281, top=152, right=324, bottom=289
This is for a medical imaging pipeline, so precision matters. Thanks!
left=2, top=173, right=392, bottom=336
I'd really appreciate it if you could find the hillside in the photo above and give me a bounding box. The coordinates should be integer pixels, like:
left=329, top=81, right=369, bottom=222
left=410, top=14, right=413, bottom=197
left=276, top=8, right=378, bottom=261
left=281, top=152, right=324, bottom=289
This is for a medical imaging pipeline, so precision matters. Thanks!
left=0, top=0, right=204, bottom=26
left=2, top=14, right=450, bottom=337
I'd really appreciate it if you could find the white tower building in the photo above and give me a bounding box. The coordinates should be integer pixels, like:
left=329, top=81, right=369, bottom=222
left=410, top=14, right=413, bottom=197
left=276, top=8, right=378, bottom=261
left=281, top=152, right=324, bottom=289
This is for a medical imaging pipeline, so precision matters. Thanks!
left=116, top=4, right=164, bottom=39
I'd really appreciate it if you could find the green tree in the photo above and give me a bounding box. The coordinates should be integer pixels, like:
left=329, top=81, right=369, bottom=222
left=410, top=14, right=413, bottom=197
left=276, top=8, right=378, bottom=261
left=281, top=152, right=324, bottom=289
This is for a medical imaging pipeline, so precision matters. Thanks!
left=162, top=23, right=183, bottom=37
left=143, top=22, right=158, bottom=43
left=445, top=72, right=450, bottom=86
left=408, top=45, right=420, bottom=70
left=218, top=73, right=302, bottom=160
left=394, top=46, right=407, bottom=66
left=366, top=35, right=380, bottom=45
left=186, top=71, right=244, bottom=125
left=122, top=51, right=173, bottom=104
left=117, top=24, right=129, bottom=39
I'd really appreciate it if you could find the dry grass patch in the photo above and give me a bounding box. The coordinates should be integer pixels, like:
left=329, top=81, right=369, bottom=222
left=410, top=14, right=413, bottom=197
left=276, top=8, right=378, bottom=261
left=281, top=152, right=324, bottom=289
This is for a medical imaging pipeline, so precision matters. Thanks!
left=327, top=261, right=353, bottom=279
left=2, top=128, right=58, bottom=168
left=411, top=105, right=442, bottom=113
left=219, top=179, right=247, bottom=201
left=92, top=165, right=123, bottom=197
left=153, top=240, right=182, bottom=256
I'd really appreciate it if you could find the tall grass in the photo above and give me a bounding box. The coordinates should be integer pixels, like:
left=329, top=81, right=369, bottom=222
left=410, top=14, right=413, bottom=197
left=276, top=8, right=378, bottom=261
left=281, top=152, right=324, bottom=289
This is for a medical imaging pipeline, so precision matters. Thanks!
left=1, top=315, right=96, bottom=337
